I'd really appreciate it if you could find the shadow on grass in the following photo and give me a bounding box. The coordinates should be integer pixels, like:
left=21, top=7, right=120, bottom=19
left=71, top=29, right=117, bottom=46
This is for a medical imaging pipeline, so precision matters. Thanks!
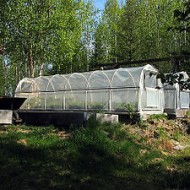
left=0, top=126, right=190, bottom=190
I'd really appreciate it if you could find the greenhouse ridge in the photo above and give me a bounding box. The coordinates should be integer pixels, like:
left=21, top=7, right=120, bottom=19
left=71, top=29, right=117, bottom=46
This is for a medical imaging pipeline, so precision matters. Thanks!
left=15, top=67, right=143, bottom=93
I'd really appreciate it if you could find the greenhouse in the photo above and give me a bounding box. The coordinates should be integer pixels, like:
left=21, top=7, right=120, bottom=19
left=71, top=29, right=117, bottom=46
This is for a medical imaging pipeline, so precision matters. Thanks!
left=164, top=72, right=190, bottom=117
left=15, top=64, right=164, bottom=118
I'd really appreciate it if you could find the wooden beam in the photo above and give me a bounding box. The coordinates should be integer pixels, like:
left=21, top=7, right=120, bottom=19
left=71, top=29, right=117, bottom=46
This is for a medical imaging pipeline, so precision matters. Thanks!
left=95, top=55, right=190, bottom=69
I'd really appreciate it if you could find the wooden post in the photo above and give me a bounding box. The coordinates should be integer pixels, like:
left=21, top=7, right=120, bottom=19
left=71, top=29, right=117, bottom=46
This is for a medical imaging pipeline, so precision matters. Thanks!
left=0, top=46, right=6, bottom=96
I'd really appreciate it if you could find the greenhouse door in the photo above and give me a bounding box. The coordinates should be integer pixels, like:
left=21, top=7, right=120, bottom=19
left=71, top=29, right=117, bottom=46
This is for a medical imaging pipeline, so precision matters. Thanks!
left=145, top=87, right=162, bottom=109
left=142, top=72, right=163, bottom=110
left=164, top=89, right=177, bottom=110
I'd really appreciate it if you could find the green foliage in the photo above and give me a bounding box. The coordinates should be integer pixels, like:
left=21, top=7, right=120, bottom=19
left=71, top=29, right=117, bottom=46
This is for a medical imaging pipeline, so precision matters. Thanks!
left=114, top=103, right=136, bottom=119
left=0, top=56, right=5, bottom=96
left=93, top=0, right=122, bottom=64
left=0, top=0, right=97, bottom=94
left=93, top=0, right=183, bottom=73
left=172, top=129, right=183, bottom=142
left=173, top=1, right=190, bottom=31
left=88, top=102, right=104, bottom=110
left=186, top=110, right=190, bottom=118
left=158, top=72, right=190, bottom=90
left=125, top=103, right=135, bottom=119
left=147, top=114, right=168, bottom=122
left=0, top=0, right=189, bottom=95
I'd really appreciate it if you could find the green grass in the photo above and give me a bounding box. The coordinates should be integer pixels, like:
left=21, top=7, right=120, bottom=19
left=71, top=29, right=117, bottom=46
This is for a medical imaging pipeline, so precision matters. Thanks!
left=147, top=113, right=168, bottom=122
left=0, top=119, right=190, bottom=190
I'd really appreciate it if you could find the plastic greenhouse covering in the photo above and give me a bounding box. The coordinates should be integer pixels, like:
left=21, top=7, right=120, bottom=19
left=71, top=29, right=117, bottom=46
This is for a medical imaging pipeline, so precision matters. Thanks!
left=15, top=64, right=164, bottom=113
left=164, top=72, right=190, bottom=110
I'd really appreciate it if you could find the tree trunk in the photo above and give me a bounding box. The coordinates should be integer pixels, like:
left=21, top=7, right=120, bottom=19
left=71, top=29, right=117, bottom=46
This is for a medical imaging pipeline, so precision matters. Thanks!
left=2, top=54, right=6, bottom=96
left=39, top=63, right=44, bottom=76
left=28, top=43, right=34, bottom=78
left=0, top=46, right=6, bottom=96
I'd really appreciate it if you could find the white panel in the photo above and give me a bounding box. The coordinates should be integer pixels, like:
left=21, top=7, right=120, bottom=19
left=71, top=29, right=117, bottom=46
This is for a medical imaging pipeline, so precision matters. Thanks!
left=146, top=88, right=160, bottom=107
left=0, top=110, right=12, bottom=124
left=111, top=89, right=138, bottom=111
left=180, top=92, right=190, bottom=108
left=164, top=89, right=176, bottom=109
left=87, top=90, right=109, bottom=110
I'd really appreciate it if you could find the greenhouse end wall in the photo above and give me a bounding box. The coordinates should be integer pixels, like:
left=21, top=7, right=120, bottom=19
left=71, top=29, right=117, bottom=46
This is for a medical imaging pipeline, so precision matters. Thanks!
left=15, top=64, right=164, bottom=116
left=164, top=72, right=190, bottom=117
left=164, top=87, right=190, bottom=117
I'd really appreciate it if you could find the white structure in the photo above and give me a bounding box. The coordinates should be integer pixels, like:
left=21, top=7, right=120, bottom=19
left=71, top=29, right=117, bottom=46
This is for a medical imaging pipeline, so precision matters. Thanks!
left=15, top=64, right=164, bottom=118
left=0, top=110, right=13, bottom=124
left=164, top=72, right=190, bottom=117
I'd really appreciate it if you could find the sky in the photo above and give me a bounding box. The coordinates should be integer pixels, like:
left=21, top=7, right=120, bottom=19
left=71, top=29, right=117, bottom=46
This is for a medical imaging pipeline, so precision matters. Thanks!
left=93, top=0, right=124, bottom=11
left=94, top=0, right=106, bottom=11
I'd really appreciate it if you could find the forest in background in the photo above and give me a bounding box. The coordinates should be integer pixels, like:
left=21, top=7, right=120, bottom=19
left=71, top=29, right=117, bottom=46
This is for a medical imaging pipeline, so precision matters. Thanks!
left=0, top=0, right=190, bottom=96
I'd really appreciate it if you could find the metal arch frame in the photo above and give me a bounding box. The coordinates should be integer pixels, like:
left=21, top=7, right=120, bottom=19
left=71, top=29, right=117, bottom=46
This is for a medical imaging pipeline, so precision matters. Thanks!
left=45, top=75, right=57, bottom=92
left=87, top=70, right=112, bottom=110
left=48, top=74, right=72, bottom=110
left=67, top=73, right=90, bottom=89
left=16, top=64, right=164, bottom=113
left=110, top=68, right=139, bottom=111
left=138, top=64, right=160, bottom=113
left=67, top=73, right=90, bottom=110
left=34, top=76, right=50, bottom=92
left=15, top=78, right=33, bottom=93
left=33, top=76, right=51, bottom=110
left=111, top=68, right=137, bottom=88
left=21, top=77, right=42, bottom=110
left=88, top=70, right=112, bottom=88
left=44, top=75, right=59, bottom=110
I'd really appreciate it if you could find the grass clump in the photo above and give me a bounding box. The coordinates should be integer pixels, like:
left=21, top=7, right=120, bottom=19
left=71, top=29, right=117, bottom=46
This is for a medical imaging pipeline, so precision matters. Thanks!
left=147, top=113, right=168, bottom=123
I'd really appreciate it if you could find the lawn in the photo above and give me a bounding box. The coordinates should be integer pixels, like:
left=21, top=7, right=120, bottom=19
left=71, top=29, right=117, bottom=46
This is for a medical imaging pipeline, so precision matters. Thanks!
left=0, top=116, right=190, bottom=190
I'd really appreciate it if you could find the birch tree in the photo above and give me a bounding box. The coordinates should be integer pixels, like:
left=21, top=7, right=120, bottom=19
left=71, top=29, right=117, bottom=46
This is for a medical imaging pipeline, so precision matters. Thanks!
left=93, top=0, right=121, bottom=64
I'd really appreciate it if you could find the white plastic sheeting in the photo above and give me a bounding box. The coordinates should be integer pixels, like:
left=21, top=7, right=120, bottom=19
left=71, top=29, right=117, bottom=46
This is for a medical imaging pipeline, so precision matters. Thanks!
left=180, top=92, right=190, bottom=109
left=15, top=64, right=164, bottom=115
left=164, top=72, right=190, bottom=112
